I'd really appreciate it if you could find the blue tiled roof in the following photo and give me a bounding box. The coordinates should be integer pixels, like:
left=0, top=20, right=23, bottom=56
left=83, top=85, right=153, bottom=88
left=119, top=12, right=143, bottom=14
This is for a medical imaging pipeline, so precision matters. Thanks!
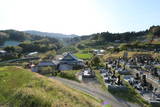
left=60, top=53, right=82, bottom=62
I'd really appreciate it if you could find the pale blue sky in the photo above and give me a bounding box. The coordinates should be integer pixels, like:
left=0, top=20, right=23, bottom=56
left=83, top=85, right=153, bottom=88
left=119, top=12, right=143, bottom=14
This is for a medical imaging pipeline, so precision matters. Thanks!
left=0, top=0, right=160, bottom=35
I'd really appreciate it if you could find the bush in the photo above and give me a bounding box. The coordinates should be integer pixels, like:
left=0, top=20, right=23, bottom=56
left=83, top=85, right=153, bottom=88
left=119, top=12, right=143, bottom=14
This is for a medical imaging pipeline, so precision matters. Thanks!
left=91, top=56, right=101, bottom=67
left=42, top=50, right=56, bottom=60
left=119, top=43, right=128, bottom=51
left=38, top=67, right=53, bottom=75
left=58, top=70, right=80, bottom=82
left=77, top=44, right=85, bottom=49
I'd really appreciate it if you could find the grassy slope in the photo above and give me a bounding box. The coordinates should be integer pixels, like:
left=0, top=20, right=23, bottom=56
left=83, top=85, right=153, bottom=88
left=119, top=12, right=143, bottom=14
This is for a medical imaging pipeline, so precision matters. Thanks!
left=0, top=66, right=101, bottom=107
left=95, top=70, right=107, bottom=91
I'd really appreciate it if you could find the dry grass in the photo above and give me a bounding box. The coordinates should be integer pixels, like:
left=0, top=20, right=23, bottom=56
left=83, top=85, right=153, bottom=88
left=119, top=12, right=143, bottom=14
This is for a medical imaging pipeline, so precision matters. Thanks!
left=103, top=51, right=160, bottom=60
left=0, top=66, right=101, bottom=107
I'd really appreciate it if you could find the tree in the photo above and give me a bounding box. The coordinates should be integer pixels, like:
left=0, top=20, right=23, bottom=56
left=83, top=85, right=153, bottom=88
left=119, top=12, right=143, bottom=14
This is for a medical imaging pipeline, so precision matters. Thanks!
left=147, top=32, right=154, bottom=43
left=42, top=50, right=56, bottom=60
left=119, top=43, right=128, bottom=50
left=91, top=56, right=101, bottom=67
left=14, top=46, right=23, bottom=53
left=77, top=44, right=85, bottom=49
left=0, top=32, right=9, bottom=45
left=149, top=26, right=160, bottom=36
left=4, top=46, right=16, bottom=53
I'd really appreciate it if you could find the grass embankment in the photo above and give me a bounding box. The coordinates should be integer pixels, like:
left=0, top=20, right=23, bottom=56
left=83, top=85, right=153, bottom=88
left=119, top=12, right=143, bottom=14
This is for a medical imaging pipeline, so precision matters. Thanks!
left=0, top=66, right=101, bottom=107
left=95, top=70, right=107, bottom=91
left=58, top=70, right=81, bottom=82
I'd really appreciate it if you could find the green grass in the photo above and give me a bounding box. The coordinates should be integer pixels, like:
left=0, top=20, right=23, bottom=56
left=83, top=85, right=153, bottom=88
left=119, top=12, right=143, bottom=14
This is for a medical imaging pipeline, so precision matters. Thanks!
left=74, top=53, right=93, bottom=60
left=0, top=66, right=101, bottom=107
left=95, top=70, right=107, bottom=91
left=58, top=70, right=80, bottom=82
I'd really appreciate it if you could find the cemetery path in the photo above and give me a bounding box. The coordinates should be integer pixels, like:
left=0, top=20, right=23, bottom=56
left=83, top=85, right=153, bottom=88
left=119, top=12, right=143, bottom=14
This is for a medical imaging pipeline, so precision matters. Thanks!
left=51, top=77, right=140, bottom=107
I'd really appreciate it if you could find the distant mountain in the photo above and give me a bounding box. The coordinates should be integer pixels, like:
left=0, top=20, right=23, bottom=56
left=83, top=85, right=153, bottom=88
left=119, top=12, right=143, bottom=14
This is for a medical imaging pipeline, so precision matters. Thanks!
left=25, top=30, right=79, bottom=39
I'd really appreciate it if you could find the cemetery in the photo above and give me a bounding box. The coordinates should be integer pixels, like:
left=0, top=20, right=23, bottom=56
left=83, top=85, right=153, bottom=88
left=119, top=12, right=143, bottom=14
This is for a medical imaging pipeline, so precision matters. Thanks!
left=104, top=54, right=160, bottom=105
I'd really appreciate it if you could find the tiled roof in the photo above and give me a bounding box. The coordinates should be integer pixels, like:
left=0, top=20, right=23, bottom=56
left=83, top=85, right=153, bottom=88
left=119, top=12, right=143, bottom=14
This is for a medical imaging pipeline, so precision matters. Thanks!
left=61, top=53, right=79, bottom=61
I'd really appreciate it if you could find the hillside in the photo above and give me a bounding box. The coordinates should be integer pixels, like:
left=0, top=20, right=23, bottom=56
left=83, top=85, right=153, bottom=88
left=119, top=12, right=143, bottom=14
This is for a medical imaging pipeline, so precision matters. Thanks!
left=0, top=29, right=61, bottom=46
left=0, top=66, right=101, bottom=107
left=0, top=30, right=63, bottom=56
left=72, top=30, right=147, bottom=48
left=25, top=30, right=78, bottom=39
left=70, top=26, right=160, bottom=50
left=0, top=29, right=45, bottom=44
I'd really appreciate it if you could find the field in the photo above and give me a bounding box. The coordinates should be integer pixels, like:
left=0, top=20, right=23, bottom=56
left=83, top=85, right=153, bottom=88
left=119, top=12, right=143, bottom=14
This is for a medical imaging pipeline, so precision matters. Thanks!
left=74, top=53, right=93, bottom=60
left=0, top=66, right=101, bottom=107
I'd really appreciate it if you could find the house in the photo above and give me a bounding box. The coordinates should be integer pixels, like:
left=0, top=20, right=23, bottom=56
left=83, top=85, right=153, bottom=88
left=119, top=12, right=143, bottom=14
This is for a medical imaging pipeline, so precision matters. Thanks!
left=37, top=61, right=56, bottom=67
left=92, top=49, right=105, bottom=55
left=31, top=61, right=56, bottom=72
left=27, top=52, right=38, bottom=57
left=32, top=61, right=57, bottom=74
left=34, top=53, right=84, bottom=73
left=114, top=40, right=121, bottom=43
left=107, top=46, right=114, bottom=50
left=58, top=53, right=84, bottom=71
left=0, top=50, right=8, bottom=57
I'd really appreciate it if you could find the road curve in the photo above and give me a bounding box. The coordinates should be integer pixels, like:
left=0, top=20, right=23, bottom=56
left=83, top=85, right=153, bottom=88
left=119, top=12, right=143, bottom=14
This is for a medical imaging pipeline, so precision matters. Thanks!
left=50, top=77, right=140, bottom=107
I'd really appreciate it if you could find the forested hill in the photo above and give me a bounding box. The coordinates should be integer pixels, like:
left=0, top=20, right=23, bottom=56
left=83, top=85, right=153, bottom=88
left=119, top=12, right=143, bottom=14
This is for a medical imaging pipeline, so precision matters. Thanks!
left=68, top=25, right=160, bottom=48
left=0, top=29, right=51, bottom=44
left=0, top=29, right=62, bottom=53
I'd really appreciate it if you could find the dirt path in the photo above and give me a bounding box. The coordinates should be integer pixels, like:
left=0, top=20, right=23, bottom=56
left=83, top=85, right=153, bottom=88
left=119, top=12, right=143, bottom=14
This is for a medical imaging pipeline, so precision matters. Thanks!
left=51, top=77, right=140, bottom=107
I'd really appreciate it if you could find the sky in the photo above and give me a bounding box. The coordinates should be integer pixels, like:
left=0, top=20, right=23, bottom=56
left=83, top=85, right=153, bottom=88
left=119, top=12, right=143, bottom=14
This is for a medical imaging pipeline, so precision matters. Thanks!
left=0, top=0, right=160, bottom=35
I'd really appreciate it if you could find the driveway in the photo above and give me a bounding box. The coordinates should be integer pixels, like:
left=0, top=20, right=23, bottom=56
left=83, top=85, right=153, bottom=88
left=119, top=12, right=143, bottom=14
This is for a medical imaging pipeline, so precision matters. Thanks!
left=51, top=77, right=140, bottom=107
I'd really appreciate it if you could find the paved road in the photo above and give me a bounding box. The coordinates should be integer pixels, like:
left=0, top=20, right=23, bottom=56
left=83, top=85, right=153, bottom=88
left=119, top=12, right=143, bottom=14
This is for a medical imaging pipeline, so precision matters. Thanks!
left=51, top=77, right=140, bottom=107
left=0, top=57, right=40, bottom=64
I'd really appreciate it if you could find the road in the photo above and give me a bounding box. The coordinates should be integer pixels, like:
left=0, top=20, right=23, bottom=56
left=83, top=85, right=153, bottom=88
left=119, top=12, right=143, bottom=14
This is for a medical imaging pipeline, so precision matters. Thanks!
left=51, top=77, right=140, bottom=107
left=0, top=57, right=40, bottom=64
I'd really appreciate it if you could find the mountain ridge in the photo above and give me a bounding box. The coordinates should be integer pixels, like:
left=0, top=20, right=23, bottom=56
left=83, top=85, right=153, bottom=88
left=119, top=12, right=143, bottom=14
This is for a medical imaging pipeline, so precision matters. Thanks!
left=25, top=30, right=79, bottom=39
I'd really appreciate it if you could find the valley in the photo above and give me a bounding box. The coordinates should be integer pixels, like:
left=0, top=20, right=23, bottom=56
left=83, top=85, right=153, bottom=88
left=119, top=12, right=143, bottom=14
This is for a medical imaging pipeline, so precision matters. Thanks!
left=0, top=26, right=160, bottom=107
left=1, top=0, right=160, bottom=106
